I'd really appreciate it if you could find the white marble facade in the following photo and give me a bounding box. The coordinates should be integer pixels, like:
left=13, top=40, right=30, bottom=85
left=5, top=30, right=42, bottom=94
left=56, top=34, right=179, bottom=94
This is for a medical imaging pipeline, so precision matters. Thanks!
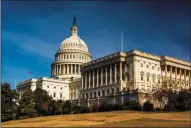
left=17, top=17, right=91, bottom=101
left=80, top=50, right=191, bottom=100
left=17, top=77, right=70, bottom=100
left=17, top=18, right=191, bottom=103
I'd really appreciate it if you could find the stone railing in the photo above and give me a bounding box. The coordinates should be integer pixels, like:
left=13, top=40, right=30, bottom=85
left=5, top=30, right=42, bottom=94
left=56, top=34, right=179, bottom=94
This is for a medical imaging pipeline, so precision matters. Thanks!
left=162, top=56, right=191, bottom=66
left=82, top=52, right=125, bottom=67
left=129, top=50, right=161, bottom=61
left=17, top=78, right=37, bottom=86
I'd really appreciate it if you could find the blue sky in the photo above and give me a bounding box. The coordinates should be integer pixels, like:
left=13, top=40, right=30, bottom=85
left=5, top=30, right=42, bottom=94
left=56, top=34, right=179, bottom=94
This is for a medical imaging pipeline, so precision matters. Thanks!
left=2, top=1, right=190, bottom=89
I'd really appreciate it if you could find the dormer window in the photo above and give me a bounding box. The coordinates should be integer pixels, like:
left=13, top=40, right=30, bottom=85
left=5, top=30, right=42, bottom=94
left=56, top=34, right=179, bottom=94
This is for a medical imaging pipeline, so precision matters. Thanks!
left=141, top=63, right=143, bottom=67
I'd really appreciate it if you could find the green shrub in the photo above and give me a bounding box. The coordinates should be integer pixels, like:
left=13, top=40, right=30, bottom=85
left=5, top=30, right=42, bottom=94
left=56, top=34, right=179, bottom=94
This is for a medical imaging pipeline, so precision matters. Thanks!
left=63, top=108, right=70, bottom=114
left=154, top=107, right=160, bottom=111
left=72, top=106, right=90, bottom=114
left=129, top=101, right=142, bottom=111
left=122, top=105, right=129, bottom=110
left=143, top=101, right=154, bottom=111
left=112, top=104, right=122, bottom=110
left=163, top=103, right=176, bottom=111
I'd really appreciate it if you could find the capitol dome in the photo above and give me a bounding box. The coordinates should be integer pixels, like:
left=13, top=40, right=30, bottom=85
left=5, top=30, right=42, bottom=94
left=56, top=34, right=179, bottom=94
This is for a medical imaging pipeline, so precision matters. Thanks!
left=51, top=17, right=91, bottom=80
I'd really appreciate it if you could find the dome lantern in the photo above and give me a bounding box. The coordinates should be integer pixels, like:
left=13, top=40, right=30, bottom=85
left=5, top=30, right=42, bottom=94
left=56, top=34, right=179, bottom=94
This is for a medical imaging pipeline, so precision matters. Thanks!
left=71, top=16, right=78, bottom=36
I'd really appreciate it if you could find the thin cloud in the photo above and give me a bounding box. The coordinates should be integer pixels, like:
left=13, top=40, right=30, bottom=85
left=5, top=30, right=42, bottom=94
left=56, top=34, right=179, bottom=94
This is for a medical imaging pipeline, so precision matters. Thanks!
left=2, top=31, right=58, bottom=60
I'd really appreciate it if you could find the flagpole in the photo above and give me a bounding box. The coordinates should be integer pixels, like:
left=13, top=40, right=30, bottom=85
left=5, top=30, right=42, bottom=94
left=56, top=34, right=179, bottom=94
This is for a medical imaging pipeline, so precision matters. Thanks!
left=29, top=72, right=31, bottom=79
left=121, top=32, right=123, bottom=52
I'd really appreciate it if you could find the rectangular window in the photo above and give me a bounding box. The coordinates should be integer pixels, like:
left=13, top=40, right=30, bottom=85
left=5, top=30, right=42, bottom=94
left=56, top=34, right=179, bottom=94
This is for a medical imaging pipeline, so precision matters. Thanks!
left=54, top=92, right=56, bottom=97
left=60, top=93, right=62, bottom=98
left=141, top=74, right=144, bottom=81
left=152, top=76, right=155, bottom=83
left=94, top=92, right=96, bottom=98
left=107, top=89, right=110, bottom=94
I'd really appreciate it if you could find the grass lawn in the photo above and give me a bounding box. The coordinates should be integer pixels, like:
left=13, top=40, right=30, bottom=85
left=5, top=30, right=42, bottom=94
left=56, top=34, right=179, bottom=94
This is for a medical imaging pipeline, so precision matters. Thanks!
left=2, top=110, right=190, bottom=127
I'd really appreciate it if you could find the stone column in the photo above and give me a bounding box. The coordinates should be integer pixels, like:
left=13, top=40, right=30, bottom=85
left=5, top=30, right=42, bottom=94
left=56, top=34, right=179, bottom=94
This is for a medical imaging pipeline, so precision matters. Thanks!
left=70, top=64, right=73, bottom=74
left=97, top=68, right=99, bottom=87
left=105, top=66, right=108, bottom=85
left=89, top=71, right=91, bottom=89
left=58, top=65, right=59, bottom=74
left=74, top=64, right=76, bottom=74
left=110, top=64, right=112, bottom=83
left=59, top=65, right=61, bottom=74
left=165, top=65, right=167, bottom=80
left=125, top=63, right=127, bottom=82
left=184, top=69, right=186, bottom=87
left=133, top=59, right=136, bottom=81
left=67, top=64, right=69, bottom=74
left=170, top=66, right=172, bottom=82
left=120, top=61, right=122, bottom=82
left=189, top=71, right=191, bottom=88
left=85, top=72, right=87, bottom=89
left=115, top=63, right=117, bottom=83
left=101, top=68, right=103, bottom=85
left=93, top=69, right=95, bottom=88
left=54, top=66, right=56, bottom=75
left=63, top=64, right=65, bottom=74
left=56, top=65, right=58, bottom=75
left=78, top=64, right=81, bottom=74
left=61, top=64, right=63, bottom=74
left=180, top=68, right=182, bottom=87
left=82, top=74, right=84, bottom=90
left=175, top=67, right=177, bottom=83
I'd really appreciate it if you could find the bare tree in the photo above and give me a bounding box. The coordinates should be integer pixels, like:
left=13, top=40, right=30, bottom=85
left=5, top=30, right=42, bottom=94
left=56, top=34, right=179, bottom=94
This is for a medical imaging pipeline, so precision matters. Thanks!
left=151, top=79, right=171, bottom=111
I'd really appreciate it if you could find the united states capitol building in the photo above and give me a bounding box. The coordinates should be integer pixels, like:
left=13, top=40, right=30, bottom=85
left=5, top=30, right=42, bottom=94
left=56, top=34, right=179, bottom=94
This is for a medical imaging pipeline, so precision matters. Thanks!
left=17, top=18, right=191, bottom=107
